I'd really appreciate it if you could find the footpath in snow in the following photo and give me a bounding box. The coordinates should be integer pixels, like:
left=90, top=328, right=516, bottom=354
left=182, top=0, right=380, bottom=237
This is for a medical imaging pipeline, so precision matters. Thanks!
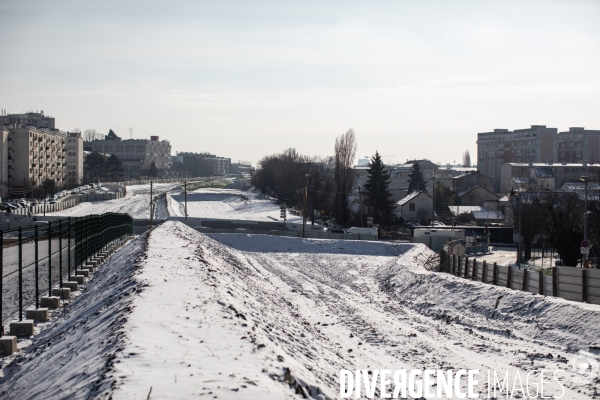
left=1, top=221, right=599, bottom=399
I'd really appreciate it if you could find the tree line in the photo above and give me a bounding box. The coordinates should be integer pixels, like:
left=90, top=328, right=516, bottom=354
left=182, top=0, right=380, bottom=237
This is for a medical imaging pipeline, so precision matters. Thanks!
left=251, top=129, right=418, bottom=231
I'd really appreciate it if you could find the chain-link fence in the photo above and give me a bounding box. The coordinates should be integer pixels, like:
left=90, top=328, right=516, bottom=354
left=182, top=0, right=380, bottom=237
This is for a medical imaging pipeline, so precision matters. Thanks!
left=0, top=213, right=133, bottom=333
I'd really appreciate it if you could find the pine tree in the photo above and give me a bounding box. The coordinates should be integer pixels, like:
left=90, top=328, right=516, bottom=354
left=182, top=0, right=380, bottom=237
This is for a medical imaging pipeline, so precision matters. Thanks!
left=364, top=151, right=395, bottom=226
left=407, top=162, right=427, bottom=193
left=148, top=161, right=158, bottom=177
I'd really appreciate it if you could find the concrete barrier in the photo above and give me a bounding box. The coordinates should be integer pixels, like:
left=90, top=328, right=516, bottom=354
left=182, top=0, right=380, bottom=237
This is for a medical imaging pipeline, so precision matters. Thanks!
left=9, top=320, right=34, bottom=336
left=0, top=336, right=17, bottom=355
left=26, top=308, right=49, bottom=322
left=40, top=296, right=60, bottom=309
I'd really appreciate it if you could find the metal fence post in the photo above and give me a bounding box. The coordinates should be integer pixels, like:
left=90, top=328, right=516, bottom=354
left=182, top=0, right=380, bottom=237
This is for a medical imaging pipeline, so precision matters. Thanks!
left=507, top=266, right=512, bottom=289
left=552, top=267, right=558, bottom=297
left=0, top=230, right=2, bottom=337
left=59, top=220, right=63, bottom=288
left=538, top=270, right=544, bottom=294
left=68, top=217, right=71, bottom=279
left=493, top=262, right=498, bottom=285
left=522, top=269, right=528, bottom=291
left=18, top=227, right=23, bottom=321
left=48, top=222, right=52, bottom=297
left=35, top=225, right=39, bottom=309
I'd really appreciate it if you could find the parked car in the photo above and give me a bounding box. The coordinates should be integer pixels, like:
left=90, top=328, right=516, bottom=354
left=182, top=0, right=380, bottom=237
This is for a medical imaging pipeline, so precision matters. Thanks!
left=345, top=227, right=379, bottom=236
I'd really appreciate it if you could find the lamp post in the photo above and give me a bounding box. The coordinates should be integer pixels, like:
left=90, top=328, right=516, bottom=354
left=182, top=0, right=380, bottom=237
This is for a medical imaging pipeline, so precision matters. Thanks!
left=580, top=175, right=589, bottom=267
left=431, top=171, right=435, bottom=227
left=511, top=190, right=522, bottom=267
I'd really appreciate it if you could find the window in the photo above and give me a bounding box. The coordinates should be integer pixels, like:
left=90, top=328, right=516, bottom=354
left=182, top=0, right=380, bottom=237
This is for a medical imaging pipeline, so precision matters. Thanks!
left=409, top=203, right=415, bottom=211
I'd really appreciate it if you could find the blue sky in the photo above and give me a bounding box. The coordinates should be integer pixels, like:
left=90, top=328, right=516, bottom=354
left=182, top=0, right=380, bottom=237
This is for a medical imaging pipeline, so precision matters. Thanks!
left=1, top=0, right=599, bottom=165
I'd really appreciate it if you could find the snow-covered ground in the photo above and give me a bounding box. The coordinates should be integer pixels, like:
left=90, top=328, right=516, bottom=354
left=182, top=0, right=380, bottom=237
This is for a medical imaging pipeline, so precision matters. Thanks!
left=2, top=221, right=600, bottom=399
left=44, top=183, right=176, bottom=219
left=168, top=188, right=302, bottom=222
left=46, top=184, right=300, bottom=224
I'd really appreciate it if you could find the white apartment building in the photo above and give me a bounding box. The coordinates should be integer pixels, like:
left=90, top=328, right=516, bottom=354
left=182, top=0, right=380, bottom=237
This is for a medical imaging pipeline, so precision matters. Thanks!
left=66, top=131, right=84, bottom=186
left=8, top=127, right=67, bottom=191
left=0, top=129, right=8, bottom=199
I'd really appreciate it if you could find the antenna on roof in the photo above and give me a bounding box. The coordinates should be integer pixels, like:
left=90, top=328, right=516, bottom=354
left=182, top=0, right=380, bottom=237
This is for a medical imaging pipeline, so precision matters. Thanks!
left=129, top=127, right=133, bottom=139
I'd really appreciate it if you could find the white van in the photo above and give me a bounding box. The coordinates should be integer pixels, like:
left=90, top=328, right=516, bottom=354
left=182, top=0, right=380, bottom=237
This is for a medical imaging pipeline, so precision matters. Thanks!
left=345, top=227, right=378, bottom=236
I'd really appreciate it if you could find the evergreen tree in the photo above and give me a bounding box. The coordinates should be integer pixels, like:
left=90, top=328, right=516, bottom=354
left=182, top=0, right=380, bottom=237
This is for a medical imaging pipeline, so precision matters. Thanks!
left=407, top=162, right=427, bottom=193
left=363, top=151, right=395, bottom=226
left=106, top=154, right=125, bottom=181
left=148, top=161, right=158, bottom=177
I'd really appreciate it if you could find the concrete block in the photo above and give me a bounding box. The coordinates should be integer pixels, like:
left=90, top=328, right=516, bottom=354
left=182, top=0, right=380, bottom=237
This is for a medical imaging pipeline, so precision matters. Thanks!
left=69, top=275, right=86, bottom=284
left=0, top=336, right=17, bottom=355
left=9, top=320, right=34, bottom=336
left=40, top=296, right=60, bottom=309
left=26, top=308, right=49, bottom=322
left=84, top=265, right=95, bottom=272
left=52, top=288, right=71, bottom=299
left=76, top=270, right=90, bottom=278
left=87, top=260, right=98, bottom=267
left=62, top=281, right=78, bottom=291
left=94, top=256, right=104, bottom=263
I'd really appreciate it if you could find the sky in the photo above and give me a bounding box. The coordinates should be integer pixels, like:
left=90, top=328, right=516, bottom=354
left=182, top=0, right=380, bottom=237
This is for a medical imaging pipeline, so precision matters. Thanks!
left=1, top=0, right=599, bottom=166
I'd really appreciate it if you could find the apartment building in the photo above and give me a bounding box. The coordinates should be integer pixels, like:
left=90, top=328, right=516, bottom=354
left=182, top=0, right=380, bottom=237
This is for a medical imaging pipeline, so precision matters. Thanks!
left=477, top=125, right=557, bottom=184
left=66, top=131, right=84, bottom=185
left=556, top=127, right=600, bottom=163
left=0, top=129, right=8, bottom=199
left=8, top=127, right=67, bottom=190
left=0, top=110, right=55, bottom=130
left=85, top=130, right=172, bottom=178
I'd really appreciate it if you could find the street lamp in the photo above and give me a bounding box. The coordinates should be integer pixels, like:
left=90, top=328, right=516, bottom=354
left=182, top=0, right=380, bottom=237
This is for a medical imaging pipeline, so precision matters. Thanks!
left=510, top=190, right=522, bottom=267
left=580, top=175, right=590, bottom=267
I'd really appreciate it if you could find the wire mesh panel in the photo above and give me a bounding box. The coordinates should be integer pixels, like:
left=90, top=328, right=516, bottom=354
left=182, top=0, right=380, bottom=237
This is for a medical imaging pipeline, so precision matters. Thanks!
left=1, top=213, right=133, bottom=331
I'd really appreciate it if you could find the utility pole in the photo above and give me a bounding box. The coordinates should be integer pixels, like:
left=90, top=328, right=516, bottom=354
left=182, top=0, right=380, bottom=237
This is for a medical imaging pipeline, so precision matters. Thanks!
left=149, top=181, right=153, bottom=229
left=359, top=185, right=363, bottom=227
left=43, top=183, right=47, bottom=216
left=184, top=180, right=188, bottom=220
left=302, top=174, right=308, bottom=238
left=431, top=171, right=435, bottom=227
left=581, top=175, right=589, bottom=267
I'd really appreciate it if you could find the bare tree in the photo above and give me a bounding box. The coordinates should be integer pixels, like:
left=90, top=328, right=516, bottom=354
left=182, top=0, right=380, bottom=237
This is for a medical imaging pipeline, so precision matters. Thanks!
left=462, top=150, right=471, bottom=167
left=541, top=191, right=583, bottom=266
left=333, top=129, right=357, bottom=225
left=83, top=129, right=103, bottom=141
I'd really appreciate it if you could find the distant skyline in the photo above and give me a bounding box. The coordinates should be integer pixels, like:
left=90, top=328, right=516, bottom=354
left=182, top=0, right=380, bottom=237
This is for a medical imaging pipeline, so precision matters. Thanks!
left=1, top=0, right=599, bottom=166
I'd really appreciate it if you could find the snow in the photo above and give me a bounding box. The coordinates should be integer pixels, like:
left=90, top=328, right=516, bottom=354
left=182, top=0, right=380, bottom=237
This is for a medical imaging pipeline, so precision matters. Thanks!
left=168, top=188, right=302, bottom=222
left=2, top=221, right=600, bottom=399
left=43, top=183, right=176, bottom=219
left=47, top=185, right=300, bottom=224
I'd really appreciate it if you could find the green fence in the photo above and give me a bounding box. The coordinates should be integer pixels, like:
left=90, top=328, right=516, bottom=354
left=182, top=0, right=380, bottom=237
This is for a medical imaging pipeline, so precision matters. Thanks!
left=0, top=213, right=133, bottom=334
